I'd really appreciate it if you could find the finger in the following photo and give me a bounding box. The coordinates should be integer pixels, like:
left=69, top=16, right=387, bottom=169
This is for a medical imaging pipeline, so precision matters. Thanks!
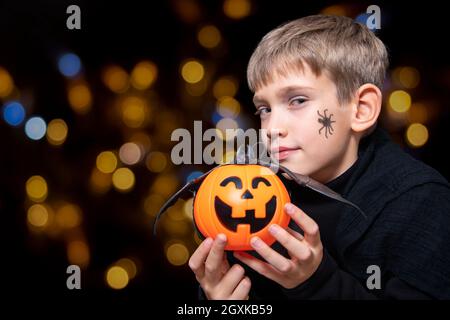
left=188, top=237, right=213, bottom=279
left=285, top=203, right=321, bottom=246
left=217, top=264, right=245, bottom=297
left=249, top=236, right=294, bottom=273
left=286, top=227, right=304, bottom=241
left=204, top=234, right=227, bottom=284
left=233, top=251, right=283, bottom=284
left=268, top=224, right=313, bottom=262
left=229, top=276, right=251, bottom=300
left=221, top=254, right=230, bottom=275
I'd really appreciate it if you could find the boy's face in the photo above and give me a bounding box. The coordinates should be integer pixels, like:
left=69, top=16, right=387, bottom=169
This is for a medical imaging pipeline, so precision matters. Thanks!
left=253, top=63, right=357, bottom=183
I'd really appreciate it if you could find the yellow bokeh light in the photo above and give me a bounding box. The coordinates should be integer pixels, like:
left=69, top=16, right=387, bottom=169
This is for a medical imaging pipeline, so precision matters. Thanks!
left=89, top=168, right=112, bottom=194
left=56, top=203, right=82, bottom=229
left=151, top=174, right=179, bottom=197
left=389, top=90, right=411, bottom=113
left=68, top=83, right=92, bottom=114
left=408, top=103, right=428, bottom=124
left=399, top=67, right=420, bottom=89
left=26, top=175, right=48, bottom=202
left=185, top=79, right=208, bottom=96
left=320, top=5, right=347, bottom=16
left=181, top=60, right=204, bottom=84
left=0, top=67, right=14, bottom=98
left=131, top=61, right=158, bottom=90
left=46, top=119, right=68, bottom=146
left=121, top=96, right=148, bottom=128
left=144, top=193, right=166, bottom=217
left=116, top=258, right=137, bottom=279
left=183, top=198, right=194, bottom=220
left=112, top=168, right=135, bottom=192
left=198, top=25, right=221, bottom=48
left=67, top=240, right=90, bottom=267
left=102, top=65, right=129, bottom=93
left=406, top=123, right=429, bottom=148
left=27, top=204, right=49, bottom=227
left=119, top=142, right=142, bottom=165
left=166, top=243, right=189, bottom=266
left=106, top=266, right=129, bottom=290
left=129, top=132, right=151, bottom=152
left=96, top=151, right=118, bottom=174
left=223, top=0, right=251, bottom=19
left=217, top=96, right=241, bottom=118
left=146, top=152, right=167, bottom=173
left=213, top=77, right=238, bottom=99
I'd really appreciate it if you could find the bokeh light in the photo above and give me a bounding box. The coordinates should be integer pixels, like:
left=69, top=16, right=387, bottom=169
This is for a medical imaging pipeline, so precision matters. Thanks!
left=89, top=168, right=112, bottom=194
left=46, top=119, right=68, bottom=146
left=320, top=4, right=347, bottom=16
left=26, top=175, right=48, bottom=202
left=223, top=0, right=251, bottom=19
left=58, top=53, right=82, bottom=78
left=27, top=204, right=49, bottom=227
left=25, top=116, right=47, bottom=140
left=0, top=67, right=14, bottom=98
left=406, top=123, right=429, bottom=147
left=106, top=266, right=129, bottom=290
left=112, top=167, right=135, bottom=192
left=96, top=151, right=118, bottom=174
left=166, top=243, right=189, bottom=266
left=119, top=142, right=142, bottom=165
left=131, top=61, right=158, bottom=90
left=216, top=96, right=240, bottom=118
left=116, top=258, right=138, bottom=279
left=121, top=96, right=149, bottom=128
left=213, top=76, right=238, bottom=99
left=102, top=65, right=129, bottom=93
left=145, top=152, right=167, bottom=173
left=144, top=193, right=166, bottom=217
left=2, top=101, right=25, bottom=126
left=67, top=240, right=90, bottom=267
left=389, top=90, right=411, bottom=113
left=399, top=67, right=420, bottom=89
left=181, top=60, right=204, bottom=84
left=56, top=203, right=82, bottom=229
left=197, top=25, right=221, bottom=48
left=68, top=83, right=92, bottom=114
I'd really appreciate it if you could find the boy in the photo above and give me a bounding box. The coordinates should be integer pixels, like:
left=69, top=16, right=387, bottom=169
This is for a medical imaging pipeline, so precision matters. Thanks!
left=188, top=15, right=450, bottom=299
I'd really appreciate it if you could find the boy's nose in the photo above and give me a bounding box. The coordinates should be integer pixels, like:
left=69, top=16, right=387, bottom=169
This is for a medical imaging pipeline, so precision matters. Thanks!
left=266, top=128, right=287, bottom=139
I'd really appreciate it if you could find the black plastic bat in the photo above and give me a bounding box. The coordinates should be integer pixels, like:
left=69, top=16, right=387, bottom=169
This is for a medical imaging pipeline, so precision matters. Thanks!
left=153, top=147, right=366, bottom=235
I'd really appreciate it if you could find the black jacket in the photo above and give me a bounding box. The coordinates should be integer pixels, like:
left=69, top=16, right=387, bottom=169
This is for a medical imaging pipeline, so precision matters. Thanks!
left=200, top=127, right=450, bottom=299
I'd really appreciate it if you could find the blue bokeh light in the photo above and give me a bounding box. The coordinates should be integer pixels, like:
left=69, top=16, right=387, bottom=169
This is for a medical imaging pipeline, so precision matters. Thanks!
left=25, top=116, right=47, bottom=140
left=58, top=53, right=82, bottom=77
left=2, top=101, right=25, bottom=126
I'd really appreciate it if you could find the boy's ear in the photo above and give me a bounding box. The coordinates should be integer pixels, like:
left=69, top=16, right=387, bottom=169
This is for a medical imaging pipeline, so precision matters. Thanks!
left=350, top=83, right=382, bottom=134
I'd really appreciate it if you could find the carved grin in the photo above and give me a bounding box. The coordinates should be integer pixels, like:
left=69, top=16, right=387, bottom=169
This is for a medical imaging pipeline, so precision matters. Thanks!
left=214, top=196, right=277, bottom=233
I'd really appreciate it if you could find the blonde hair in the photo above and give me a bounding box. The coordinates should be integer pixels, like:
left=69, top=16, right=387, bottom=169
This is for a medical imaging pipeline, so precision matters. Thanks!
left=247, top=15, right=389, bottom=104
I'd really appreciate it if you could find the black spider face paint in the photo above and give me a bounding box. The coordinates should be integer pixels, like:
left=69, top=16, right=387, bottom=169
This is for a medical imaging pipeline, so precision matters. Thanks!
left=317, top=109, right=336, bottom=139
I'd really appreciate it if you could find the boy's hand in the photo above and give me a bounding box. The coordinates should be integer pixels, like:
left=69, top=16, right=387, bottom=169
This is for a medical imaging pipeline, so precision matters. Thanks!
left=189, top=234, right=251, bottom=300
left=234, top=203, right=323, bottom=289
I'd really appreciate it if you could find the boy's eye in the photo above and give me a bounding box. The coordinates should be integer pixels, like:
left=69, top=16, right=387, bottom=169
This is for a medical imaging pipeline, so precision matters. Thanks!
left=254, top=107, right=271, bottom=117
left=289, top=97, right=307, bottom=106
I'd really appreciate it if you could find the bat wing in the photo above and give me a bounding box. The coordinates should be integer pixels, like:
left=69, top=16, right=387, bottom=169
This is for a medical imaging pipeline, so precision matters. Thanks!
left=258, top=160, right=367, bottom=218
left=153, top=165, right=224, bottom=236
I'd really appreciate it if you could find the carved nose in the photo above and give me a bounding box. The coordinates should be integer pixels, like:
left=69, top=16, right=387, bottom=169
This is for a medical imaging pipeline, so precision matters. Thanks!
left=241, top=190, right=254, bottom=199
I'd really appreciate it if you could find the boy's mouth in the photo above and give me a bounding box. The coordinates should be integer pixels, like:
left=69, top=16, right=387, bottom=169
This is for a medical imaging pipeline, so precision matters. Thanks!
left=271, top=146, right=301, bottom=161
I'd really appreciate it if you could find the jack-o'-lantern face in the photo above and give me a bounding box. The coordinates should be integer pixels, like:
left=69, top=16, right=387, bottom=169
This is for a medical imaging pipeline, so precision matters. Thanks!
left=193, top=164, right=291, bottom=251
